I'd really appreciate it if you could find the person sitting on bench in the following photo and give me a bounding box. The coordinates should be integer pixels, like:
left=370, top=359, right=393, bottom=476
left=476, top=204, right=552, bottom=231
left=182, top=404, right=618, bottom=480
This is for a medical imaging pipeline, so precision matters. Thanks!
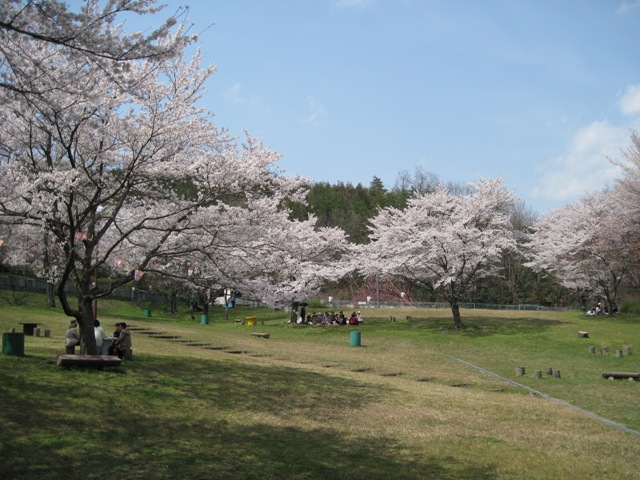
left=113, top=322, right=132, bottom=359
left=65, top=319, right=80, bottom=354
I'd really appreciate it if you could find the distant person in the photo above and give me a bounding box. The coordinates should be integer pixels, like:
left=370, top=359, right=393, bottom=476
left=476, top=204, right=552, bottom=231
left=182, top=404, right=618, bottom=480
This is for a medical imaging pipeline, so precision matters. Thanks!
left=65, top=319, right=80, bottom=354
left=94, top=319, right=108, bottom=355
left=349, top=312, right=359, bottom=325
left=113, top=321, right=132, bottom=359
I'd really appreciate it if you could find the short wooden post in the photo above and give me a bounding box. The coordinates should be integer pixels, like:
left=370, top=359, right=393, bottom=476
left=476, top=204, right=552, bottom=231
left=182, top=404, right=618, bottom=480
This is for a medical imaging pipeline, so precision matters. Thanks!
left=546, top=367, right=553, bottom=375
left=601, top=346, right=608, bottom=355
left=534, top=370, right=542, bottom=379
left=44, top=329, right=51, bottom=337
left=9, top=327, right=15, bottom=333
left=516, top=367, right=525, bottom=377
left=623, top=346, right=632, bottom=356
left=33, top=327, right=40, bottom=337
left=616, top=350, right=623, bottom=358
left=553, top=370, right=561, bottom=378
left=588, top=346, right=596, bottom=354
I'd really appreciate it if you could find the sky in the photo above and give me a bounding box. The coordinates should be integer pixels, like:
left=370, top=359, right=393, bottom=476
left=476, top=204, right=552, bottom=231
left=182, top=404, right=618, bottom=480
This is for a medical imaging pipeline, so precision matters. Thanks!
left=135, top=0, right=640, bottom=214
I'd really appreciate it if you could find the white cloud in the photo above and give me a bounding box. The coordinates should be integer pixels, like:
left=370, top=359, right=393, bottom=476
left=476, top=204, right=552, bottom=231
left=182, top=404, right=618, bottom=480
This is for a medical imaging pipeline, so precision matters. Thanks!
left=619, top=85, right=640, bottom=115
left=530, top=120, right=627, bottom=207
left=302, top=96, right=327, bottom=126
left=617, top=0, right=640, bottom=14
left=223, top=83, right=260, bottom=107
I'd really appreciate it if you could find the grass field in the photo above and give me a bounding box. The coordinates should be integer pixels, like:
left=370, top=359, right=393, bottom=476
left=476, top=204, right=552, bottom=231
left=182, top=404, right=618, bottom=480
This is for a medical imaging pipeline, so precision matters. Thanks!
left=1, top=291, right=639, bottom=479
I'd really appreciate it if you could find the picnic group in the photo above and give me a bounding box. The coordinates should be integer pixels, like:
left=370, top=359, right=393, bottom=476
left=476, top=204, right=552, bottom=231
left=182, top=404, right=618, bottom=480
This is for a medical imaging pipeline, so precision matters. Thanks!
left=65, top=319, right=132, bottom=358
left=297, top=310, right=364, bottom=326
left=586, top=301, right=618, bottom=316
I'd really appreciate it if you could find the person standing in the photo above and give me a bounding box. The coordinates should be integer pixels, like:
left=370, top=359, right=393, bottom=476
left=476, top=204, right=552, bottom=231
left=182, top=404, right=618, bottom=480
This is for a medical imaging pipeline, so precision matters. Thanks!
left=113, top=321, right=132, bottom=359
left=65, top=319, right=80, bottom=354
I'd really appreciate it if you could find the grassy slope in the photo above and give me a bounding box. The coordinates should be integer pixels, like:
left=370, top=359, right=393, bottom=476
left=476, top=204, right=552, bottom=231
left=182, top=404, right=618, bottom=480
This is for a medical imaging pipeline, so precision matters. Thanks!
left=0, top=293, right=639, bottom=480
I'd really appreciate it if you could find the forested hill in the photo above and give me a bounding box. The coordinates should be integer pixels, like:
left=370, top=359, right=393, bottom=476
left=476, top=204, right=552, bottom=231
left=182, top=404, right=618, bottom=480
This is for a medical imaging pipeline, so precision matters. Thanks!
left=288, top=176, right=410, bottom=244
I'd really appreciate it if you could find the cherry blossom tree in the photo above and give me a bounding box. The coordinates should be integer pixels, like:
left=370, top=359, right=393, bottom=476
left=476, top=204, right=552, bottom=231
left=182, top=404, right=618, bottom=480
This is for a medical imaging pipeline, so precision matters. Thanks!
left=359, top=178, right=518, bottom=328
left=146, top=195, right=353, bottom=323
left=0, top=3, right=310, bottom=353
left=525, top=189, right=630, bottom=311
left=0, top=0, right=194, bottom=97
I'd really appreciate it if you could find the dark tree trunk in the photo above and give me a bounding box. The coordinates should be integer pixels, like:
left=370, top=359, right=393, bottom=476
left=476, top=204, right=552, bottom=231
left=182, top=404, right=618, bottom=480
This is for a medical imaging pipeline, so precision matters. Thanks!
left=290, top=301, right=300, bottom=323
left=449, top=300, right=464, bottom=328
left=46, top=282, right=56, bottom=308
left=78, top=294, right=98, bottom=355
left=169, top=291, right=178, bottom=315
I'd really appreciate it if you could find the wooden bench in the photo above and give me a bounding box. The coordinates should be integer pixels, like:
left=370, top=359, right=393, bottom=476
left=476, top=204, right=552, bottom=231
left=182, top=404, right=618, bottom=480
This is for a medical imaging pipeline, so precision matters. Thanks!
left=56, top=354, right=122, bottom=368
left=602, top=371, right=640, bottom=380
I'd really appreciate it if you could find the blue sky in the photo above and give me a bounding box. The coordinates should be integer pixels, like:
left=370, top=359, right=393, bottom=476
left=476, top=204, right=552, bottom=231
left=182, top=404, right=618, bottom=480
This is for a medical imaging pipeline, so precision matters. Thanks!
left=148, top=0, right=640, bottom=213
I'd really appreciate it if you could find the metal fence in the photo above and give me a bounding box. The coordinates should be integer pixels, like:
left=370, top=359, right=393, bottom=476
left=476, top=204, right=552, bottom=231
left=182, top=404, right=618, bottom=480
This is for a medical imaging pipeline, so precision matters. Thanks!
left=0, top=274, right=579, bottom=312
left=323, top=300, right=579, bottom=312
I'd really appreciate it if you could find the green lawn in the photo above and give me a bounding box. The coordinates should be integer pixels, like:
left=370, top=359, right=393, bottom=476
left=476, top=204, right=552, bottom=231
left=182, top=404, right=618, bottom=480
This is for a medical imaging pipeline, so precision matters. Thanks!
left=1, top=293, right=639, bottom=479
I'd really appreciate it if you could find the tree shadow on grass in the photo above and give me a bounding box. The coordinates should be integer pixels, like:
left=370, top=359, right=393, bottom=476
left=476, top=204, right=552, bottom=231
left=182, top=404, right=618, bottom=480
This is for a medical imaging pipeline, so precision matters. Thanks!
left=0, top=353, right=498, bottom=480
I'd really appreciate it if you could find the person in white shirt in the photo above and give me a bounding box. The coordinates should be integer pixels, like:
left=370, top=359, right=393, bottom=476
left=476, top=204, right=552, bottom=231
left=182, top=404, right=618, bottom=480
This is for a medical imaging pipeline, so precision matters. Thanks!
left=94, top=319, right=109, bottom=355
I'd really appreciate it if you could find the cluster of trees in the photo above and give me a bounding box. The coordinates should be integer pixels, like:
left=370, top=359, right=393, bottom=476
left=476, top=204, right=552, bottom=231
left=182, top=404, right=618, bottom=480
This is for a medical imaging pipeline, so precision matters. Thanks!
left=0, top=1, right=350, bottom=353
left=1, top=2, right=639, bottom=348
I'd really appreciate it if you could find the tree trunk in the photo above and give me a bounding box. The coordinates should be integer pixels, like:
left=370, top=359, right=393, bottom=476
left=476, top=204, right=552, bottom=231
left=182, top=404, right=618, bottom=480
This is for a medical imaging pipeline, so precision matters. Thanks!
left=46, top=282, right=56, bottom=308
left=290, top=301, right=299, bottom=323
left=169, top=291, right=178, bottom=315
left=78, top=295, right=98, bottom=355
left=449, top=301, right=464, bottom=328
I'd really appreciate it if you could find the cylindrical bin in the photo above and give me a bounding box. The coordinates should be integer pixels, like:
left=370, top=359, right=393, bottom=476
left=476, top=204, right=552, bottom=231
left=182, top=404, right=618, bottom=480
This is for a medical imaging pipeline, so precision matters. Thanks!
left=144, top=309, right=152, bottom=317
left=201, top=314, right=209, bottom=325
left=245, top=317, right=256, bottom=326
left=350, top=331, right=361, bottom=347
left=2, top=332, right=25, bottom=356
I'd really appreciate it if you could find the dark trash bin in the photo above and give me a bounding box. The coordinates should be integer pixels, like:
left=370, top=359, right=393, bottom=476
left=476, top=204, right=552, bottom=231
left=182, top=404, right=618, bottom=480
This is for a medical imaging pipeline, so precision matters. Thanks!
left=2, top=332, right=25, bottom=356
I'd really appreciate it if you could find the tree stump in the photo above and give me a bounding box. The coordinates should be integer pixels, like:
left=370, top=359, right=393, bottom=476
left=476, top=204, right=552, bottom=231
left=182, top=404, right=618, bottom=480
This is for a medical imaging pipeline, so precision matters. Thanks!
left=34, top=327, right=41, bottom=337
left=616, top=350, right=623, bottom=358
left=516, top=367, right=525, bottom=377
left=546, top=367, right=553, bottom=375
left=588, top=346, right=596, bottom=354
left=534, top=370, right=542, bottom=379
left=578, top=331, right=589, bottom=338
left=623, top=346, right=632, bottom=356
left=601, top=346, right=608, bottom=354
left=44, top=329, right=51, bottom=337
left=9, top=327, right=15, bottom=333
left=553, top=370, right=561, bottom=378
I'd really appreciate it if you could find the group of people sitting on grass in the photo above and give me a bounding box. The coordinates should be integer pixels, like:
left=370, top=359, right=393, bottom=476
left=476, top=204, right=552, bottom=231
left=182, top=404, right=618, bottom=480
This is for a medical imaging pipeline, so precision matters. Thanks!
left=298, top=310, right=364, bottom=326
left=586, top=301, right=618, bottom=316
